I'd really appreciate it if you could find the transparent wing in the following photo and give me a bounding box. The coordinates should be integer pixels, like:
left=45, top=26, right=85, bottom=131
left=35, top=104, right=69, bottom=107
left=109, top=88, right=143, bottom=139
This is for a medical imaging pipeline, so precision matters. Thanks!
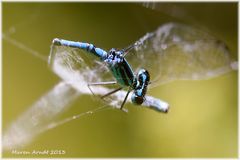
left=49, top=44, right=169, bottom=112
left=126, top=22, right=236, bottom=87
left=49, top=44, right=114, bottom=92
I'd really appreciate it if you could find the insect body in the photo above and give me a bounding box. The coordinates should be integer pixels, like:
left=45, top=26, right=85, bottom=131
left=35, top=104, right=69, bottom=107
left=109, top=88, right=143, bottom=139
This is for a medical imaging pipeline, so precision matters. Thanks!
left=105, top=48, right=135, bottom=87
left=132, top=69, right=150, bottom=105
left=53, top=38, right=150, bottom=109
left=51, top=23, right=235, bottom=113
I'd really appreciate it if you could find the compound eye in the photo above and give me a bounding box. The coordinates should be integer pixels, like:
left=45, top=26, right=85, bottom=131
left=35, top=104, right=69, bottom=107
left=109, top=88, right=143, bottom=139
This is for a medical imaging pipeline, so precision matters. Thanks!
left=119, top=54, right=123, bottom=58
left=131, top=93, right=144, bottom=105
left=115, top=51, right=123, bottom=57
left=109, top=48, right=116, bottom=54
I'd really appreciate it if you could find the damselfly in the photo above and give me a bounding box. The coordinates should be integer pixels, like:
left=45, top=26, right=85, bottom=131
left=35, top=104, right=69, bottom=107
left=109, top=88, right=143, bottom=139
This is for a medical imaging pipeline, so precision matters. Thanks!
left=49, top=22, right=237, bottom=113
left=52, top=37, right=154, bottom=111
left=3, top=22, right=237, bottom=151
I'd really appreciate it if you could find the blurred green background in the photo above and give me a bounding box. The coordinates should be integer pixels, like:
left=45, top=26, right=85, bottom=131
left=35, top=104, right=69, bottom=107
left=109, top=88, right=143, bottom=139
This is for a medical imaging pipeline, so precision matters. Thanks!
left=2, top=2, right=238, bottom=158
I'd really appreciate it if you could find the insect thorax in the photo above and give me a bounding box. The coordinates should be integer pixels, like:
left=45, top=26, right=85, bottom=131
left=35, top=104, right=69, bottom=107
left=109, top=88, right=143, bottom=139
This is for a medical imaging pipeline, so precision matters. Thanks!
left=105, top=48, right=135, bottom=87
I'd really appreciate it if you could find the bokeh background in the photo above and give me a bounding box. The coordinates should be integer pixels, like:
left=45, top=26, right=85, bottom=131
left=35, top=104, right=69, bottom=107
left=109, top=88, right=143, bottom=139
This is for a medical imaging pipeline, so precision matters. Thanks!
left=2, top=2, right=238, bottom=158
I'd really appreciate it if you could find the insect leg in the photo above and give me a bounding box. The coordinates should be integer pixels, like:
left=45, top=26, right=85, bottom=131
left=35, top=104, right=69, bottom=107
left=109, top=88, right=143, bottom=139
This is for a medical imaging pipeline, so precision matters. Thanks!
left=101, top=87, right=123, bottom=99
left=120, top=88, right=132, bottom=110
left=87, top=81, right=117, bottom=96
left=88, top=81, right=117, bottom=86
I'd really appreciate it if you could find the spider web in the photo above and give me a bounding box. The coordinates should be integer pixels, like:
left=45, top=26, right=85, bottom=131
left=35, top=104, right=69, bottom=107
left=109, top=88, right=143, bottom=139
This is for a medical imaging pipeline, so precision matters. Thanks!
left=2, top=4, right=169, bottom=151
left=2, top=4, right=237, bottom=151
left=2, top=6, right=113, bottom=151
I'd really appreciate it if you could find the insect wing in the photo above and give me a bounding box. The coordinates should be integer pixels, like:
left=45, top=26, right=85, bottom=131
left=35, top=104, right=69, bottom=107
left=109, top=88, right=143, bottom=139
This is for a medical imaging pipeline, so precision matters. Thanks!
left=126, top=23, right=235, bottom=88
left=49, top=44, right=113, bottom=93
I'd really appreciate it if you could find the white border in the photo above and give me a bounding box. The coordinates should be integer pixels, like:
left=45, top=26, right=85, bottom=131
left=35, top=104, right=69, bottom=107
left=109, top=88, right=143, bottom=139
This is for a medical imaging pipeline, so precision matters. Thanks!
left=1, top=1, right=239, bottom=160
left=1, top=0, right=239, bottom=2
